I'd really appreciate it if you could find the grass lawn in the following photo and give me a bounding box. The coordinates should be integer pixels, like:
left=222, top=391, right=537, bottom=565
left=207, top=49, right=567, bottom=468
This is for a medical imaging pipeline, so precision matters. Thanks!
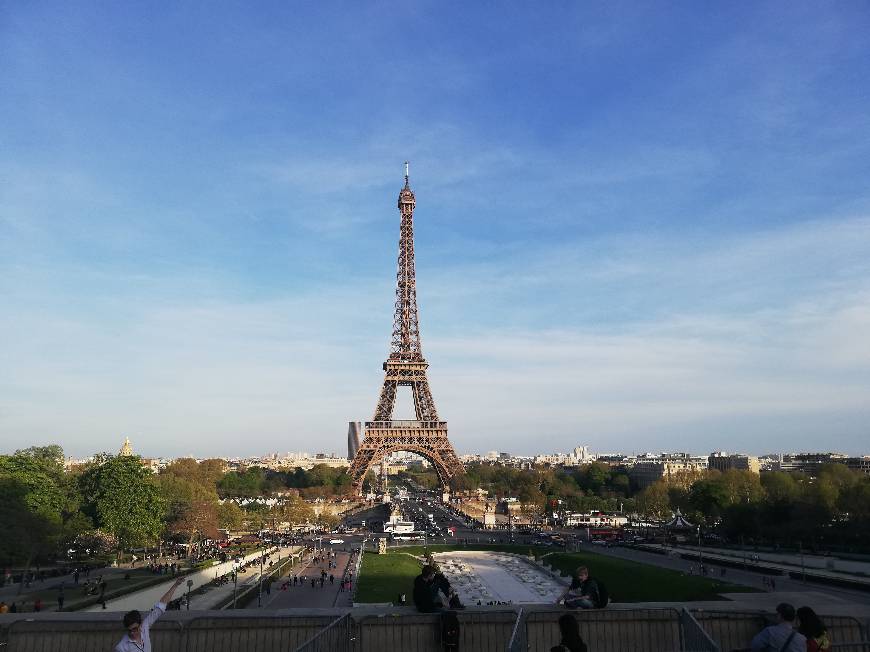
left=355, top=552, right=424, bottom=603
left=355, top=544, right=757, bottom=604
left=546, top=552, right=757, bottom=603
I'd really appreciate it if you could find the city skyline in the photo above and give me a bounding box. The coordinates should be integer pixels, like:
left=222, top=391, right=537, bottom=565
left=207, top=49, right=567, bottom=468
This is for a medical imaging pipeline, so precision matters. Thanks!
left=3, top=4, right=870, bottom=457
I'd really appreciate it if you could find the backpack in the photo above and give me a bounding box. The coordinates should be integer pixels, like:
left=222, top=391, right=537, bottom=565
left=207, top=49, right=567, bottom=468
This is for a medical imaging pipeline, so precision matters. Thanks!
left=441, top=610, right=461, bottom=651
left=595, top=580, right=609, bottom=608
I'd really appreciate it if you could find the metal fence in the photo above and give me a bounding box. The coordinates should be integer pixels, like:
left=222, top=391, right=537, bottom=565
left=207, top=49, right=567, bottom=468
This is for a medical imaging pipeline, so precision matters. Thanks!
left=679, top=608, right=720, bottom=652
left=525, top=607, right=683, bottom=652
left=1, top=607, right=866, bottom=651
left=690, top=610, right=868, bottom=652
left=506, top=608, right=525, bottom=652
left=294, top=613, right=353, bottom=652
left=354, top=609, right=518, bottom=652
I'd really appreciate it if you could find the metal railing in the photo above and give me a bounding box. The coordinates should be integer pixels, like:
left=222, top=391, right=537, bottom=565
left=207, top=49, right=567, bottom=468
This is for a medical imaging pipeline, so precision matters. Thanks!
left=679, top=608, right=720, bottom=652
left=2, top=607, right=865, bottom=651
left=365, top=420, right=447, bottom=429
left=294, top=613, right=353, bottom=652
left=506, top=608, right=525, bottom=652
left=525, top=607, right=683, bottom=652
left=691, top=610, right=868, bottom=652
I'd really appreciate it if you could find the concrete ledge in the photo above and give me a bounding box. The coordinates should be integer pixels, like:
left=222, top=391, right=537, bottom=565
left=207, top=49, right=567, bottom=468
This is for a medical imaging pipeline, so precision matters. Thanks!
left=2, top=603, right=868, bottom=652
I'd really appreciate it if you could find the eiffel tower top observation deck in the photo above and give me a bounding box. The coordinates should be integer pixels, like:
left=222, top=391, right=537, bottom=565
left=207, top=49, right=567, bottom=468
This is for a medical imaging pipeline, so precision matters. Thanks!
left=347, top=164, right=464, bottom=494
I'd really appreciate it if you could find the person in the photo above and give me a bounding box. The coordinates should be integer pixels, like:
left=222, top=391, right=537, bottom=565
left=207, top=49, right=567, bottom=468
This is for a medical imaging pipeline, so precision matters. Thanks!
left=413, top=565, right=451, bottom=613
left=0, top=601, right=8, bottom=613
left=750, top=603, right=806, bottom=652
left=34, top=598, right=43, bottom=612
left=98, top=578, right=108, bottom=609
left=115, top=577, right=184, bottom=652
left=797, top=606, right=831, bottom=652
left=557, top=566, right=600, bottom=609
left=550, top=613, right=588, bottom=652
left=9, top=602, right=17, bottom=613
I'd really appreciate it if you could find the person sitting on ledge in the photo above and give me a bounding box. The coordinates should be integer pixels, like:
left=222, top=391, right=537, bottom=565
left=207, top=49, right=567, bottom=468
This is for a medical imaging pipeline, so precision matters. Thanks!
left=413, top=564, right=453, bottom=612
left=115, top=577, right=184, bottom=652
left=556, top=566, right=600, bottom=609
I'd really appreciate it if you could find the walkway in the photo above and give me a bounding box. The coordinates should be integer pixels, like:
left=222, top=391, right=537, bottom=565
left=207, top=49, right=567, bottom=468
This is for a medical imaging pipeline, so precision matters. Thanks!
left=262, top=548, right=356, bottom=609
left=82, top=547, right=281, bottom=612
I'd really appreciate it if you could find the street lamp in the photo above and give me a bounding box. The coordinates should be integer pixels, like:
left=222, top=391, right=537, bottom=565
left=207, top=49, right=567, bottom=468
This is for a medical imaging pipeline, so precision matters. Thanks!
left=257, top=547, right=265, bottom=607
left=186, top=579, right=193, bottom=610
left=697, top=525, right=703, bottom=574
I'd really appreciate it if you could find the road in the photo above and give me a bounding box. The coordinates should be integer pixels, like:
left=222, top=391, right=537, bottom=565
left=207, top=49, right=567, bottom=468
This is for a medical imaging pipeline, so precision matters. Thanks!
left=337, top=489, right=870, bottom=610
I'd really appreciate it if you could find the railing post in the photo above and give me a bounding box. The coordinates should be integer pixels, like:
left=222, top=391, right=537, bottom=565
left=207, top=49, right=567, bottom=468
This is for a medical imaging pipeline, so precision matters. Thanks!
left=506, top=607, right=525, bottom=652
left=679, top=607, right=720, bottom=652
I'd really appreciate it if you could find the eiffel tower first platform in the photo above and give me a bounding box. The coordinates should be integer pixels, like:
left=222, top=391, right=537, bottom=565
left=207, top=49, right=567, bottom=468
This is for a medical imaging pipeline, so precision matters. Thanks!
left=348, top=164, right=464, bottom=495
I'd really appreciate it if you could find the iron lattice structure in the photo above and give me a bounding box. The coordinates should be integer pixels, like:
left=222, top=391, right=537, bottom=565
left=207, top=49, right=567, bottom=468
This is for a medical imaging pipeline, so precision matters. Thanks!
left=348, top=165, right=464, bottom=494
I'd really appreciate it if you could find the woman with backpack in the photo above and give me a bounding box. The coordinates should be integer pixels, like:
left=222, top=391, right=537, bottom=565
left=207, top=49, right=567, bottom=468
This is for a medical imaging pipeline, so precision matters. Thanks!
left=797, top=606, right=831, bottom=652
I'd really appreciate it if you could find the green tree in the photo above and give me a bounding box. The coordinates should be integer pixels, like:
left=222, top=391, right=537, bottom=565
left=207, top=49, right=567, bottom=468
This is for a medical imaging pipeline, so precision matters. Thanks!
left=79, top=455, right=165, bottom=554
left=0, top=447, right=69, bottom=571
left=636, top=481, right=671, bottom=520
left=217, top=501, right=245, bottom=530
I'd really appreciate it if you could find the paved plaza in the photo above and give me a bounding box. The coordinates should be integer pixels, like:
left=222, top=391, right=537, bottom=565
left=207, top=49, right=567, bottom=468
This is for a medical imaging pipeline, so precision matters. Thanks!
left=432, top=551, right=564, bottom=605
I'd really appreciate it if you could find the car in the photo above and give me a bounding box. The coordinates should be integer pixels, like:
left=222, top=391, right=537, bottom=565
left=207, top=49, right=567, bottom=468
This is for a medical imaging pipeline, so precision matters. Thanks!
left=329, top=538, right=345, bottom=544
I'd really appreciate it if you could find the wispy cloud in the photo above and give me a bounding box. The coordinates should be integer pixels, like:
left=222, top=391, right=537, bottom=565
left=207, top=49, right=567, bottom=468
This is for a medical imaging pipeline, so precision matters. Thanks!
left=2, top=214, right=868, bottom=457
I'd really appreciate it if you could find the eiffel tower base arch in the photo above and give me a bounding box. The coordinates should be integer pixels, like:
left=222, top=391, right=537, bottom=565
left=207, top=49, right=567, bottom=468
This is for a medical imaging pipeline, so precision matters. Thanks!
left=348, top=420, right=464, bottom=495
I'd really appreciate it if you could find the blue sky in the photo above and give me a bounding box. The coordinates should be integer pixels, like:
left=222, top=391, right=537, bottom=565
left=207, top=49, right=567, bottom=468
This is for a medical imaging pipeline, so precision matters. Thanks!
left=2, top=3, right=870, bottom=458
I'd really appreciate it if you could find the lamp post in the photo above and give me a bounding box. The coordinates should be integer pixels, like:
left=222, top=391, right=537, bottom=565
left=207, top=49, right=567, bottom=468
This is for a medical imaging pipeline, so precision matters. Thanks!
left=257, top=547, right=264, bottom=607
left=186, top=579, right=193, bottom=610
left=232, top=568, right=238, bottom=609
left=799, top=540, right=806, bottom=584
left=697, top=525, right=703, bottom=574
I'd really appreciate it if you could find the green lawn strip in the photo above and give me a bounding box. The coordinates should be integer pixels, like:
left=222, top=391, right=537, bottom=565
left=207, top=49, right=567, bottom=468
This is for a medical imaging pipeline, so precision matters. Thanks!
left=355, top=553, right=423, bottom=603
left=8, top=569, right=183, bottom=612
left=545, top=552, right=758, bottom=603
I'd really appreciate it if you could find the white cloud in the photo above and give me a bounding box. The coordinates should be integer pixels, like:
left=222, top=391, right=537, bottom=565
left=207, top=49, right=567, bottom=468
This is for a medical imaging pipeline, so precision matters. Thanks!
left=2, top=212, right=869, bottom=458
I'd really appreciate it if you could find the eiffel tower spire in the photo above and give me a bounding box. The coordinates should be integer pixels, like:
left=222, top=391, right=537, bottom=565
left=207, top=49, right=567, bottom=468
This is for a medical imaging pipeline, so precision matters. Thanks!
left=348, top=165, right=464, bottom=494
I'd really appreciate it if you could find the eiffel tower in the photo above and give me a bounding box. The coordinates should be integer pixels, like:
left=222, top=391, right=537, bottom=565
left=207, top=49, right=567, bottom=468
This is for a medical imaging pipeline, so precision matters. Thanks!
left=348, top=164, right=464, bottom=494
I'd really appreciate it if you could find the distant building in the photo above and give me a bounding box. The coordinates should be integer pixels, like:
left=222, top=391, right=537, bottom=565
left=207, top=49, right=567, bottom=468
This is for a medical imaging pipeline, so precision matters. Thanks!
left=564, top=512, right=628, bottom=527
left=347, top=421, right=362, bottom=461
left=708, top=452, right=760, bottom=474
left=629, top=459, right=706, bottom=489
left=845, top=457, right=870, bottom=475
left=119, top=437, right=134, bottom=457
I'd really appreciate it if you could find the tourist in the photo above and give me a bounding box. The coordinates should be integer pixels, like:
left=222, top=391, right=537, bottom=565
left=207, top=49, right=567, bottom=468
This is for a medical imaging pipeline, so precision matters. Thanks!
left=750, top=603, right=805, bottom=651
left=412, top=565, right=452, bottom=613
left=797, top=606, right=831, bottom=652
left=550, top=613, right=588, bottom=652
left=115, top=577, right=184, bottom=652
left=556, top=566, right=601, bottom=609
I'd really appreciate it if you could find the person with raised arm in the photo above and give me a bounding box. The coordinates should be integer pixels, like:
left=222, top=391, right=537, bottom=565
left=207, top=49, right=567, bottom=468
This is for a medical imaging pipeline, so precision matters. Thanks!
left=115, top=577, right=185, bottom=652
